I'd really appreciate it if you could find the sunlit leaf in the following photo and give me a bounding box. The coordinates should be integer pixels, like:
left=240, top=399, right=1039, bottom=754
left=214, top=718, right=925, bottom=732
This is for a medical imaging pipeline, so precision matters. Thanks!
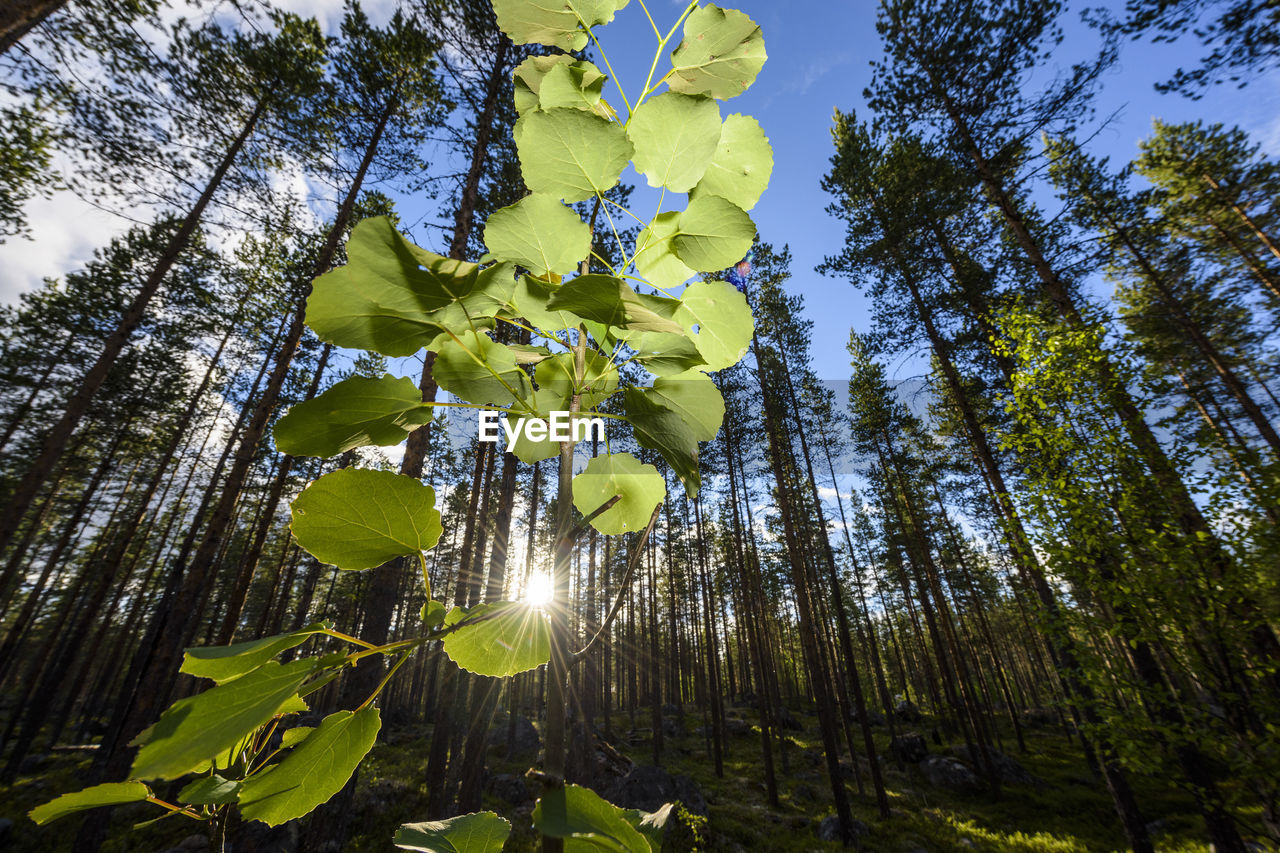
left=673, top=280, right=754, bottom=371
left=668, top=5, right=766, bottom=99
left=291, top=469, right=442, bottom=571
left=673, top=195, right=755, bottom=272
left=177, top=775, right=241, bottom=806
left=546, top=275, right=683, bottom=333
left=533, top=784, right=652, bottom=852
left=239, top=708, right=381, bottom=826
left=691, top=114, right=773, bottom=211
left=180, top=621, right=330, bottom=684
left=484, top=194, right=592, bottom=276
left=634, top=212, right=696, bottom=290
left=442, top=602, right=551, bottom=677
left=627, top=93, right=721, bottom=192
left=517, top=109, right=632, bottom=202
left=131, top=660, right=314, bottom=781
left=433, top=330, right=534, bottom=406
left=29, top=782, right=151, bottom=825
left=493, top=0, right=629, bottom=51
left=395, top=811, right=512, bottom=853
left=273, top=375, right=432, bottom=458
left=572, top=452, right=665, bottom=535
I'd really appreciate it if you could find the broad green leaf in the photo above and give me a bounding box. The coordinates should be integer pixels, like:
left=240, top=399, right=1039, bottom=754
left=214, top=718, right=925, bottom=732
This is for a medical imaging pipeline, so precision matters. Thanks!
left=178, top=775, right=241, bottom=805
left=623, top=803, right=676, bottom=853
left=647, top=371, right=724, bottom=442
left=540, top=61, right=608, bottom=113
left=433, top=330, right=533, bottom=406
left=29, top=782, right=151, bottom=825
left=673, top=195, right=755, bottom=272
left=512, top=274, right=588, bottom=332
left=180, top=621, right=330, bottom=684
left=131, top=660, right=314, bottom=781
left=546, top=275, right=683, bottom=334
left=634, top=212, right=696, bottom=290
left=535, top=351, right=618, bottom=409
left=291, top=469, right=442, bottom=571
left=421, top=599, right=447, bottom=630
left=273, top=375, right=432, bottom=458
left=668, top=5, right=766, bottom=99
left=627, top=93, right=721, bottom=192
left=517, top=109, right=632, bottom=203
left=307, top=217, right=491, bottom=357
left=673, top=280, right=754, bottom=371
left=509, top=343, right=553, bottom=364
left=533, top=784, right=652, bottom=853
left=493, top=0, right=629, bottom=51
left=442, top=602, right=551, bottom=677
left=281, top=727, right=314, bottom=748
left=572, top=452, right=665, bottom=535
left=484, top=194, right=592, bottom=276
left=628, top=332, right=707, bottom=377
left=239, top=708, right=381, bottom=826
left=395, top=811, right=512, bottom=853
left=691, top=114, right=773, bottom=211
left=504, top=389, right=572, bottom=463
left=514, top=55, right=606, bottom=115
left=623, top=387, right=702, bottom=494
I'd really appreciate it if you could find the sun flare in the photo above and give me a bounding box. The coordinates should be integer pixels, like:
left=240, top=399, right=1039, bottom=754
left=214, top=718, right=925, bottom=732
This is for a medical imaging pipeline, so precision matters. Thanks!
left=524, top=571, right=554, bottom=608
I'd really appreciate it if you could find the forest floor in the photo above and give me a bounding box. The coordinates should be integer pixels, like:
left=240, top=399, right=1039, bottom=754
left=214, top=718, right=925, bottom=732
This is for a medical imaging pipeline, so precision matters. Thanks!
left=0, top=701, right=1233, bottom=852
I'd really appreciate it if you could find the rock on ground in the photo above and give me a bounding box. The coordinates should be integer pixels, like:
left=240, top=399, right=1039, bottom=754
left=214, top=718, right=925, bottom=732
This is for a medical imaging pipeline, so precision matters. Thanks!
left=605, top=764, right=708, bottom=816
left=950, top=744, right=1039, bottom=786
left=816, top=815, right=870, bottom=842
left=919, top=754, right=983, bottom=793
left=889, top=732, right=929, bottom=764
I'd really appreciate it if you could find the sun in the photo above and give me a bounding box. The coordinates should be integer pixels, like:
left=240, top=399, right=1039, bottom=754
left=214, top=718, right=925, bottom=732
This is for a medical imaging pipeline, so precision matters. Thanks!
left=523, top=571, right=554, bottom=608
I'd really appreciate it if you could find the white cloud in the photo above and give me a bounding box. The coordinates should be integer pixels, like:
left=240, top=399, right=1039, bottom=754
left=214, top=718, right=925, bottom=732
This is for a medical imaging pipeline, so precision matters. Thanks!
left=0, top=191, right=131, bottom=304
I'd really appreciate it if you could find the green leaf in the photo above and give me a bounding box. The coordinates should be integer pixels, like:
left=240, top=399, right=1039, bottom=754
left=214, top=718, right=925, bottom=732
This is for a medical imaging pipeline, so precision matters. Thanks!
left=433, top=330, right=533, bottom=406
left=673, top=280, right=754, bottom=371
left=395, top=811, right=512, bottom=853
left=281, top=727, right=314, bottom=748
left=535, top=351, right=619, bottom=409
left=533, top=784, right=653, bottom=853
left=513, top=55, right=607, bottom=115
left=634, top=212, right=696, bottom=290
left=627, top=93, right=721, bottom=192
left=492, top=0, right=629, bottom=51
left=517, top=109, right=633, bottom=203
left=673, top=195, right=755, bottom=272
left=572, top=452, right=665, bottom=535
left=509, top=343, right=553, bottom=364
left=647, top=371, right=724, bottom=443
left=511, top=275, right=588, bottom=332
left=239, top=708, right=381, bottom=826
left=442, top=602, right=551, bottom=677
left=131, top=660, right=314, bottom=781
left=421, top=599, right=447, bottom=630
left=291, top=469, right=442, bottom=571
left=691, top=114, right=773, bottom=211
left=273, top=375, right=432, bottom=459
left=29, top=782, right=151, bottom=825
left=180, top=622, right=330, bottom=685
left=484, top=194, right=592, bottom=276
left=547, top=275, right=683, bottom=334
left=307, top=217, right=494, bottom=357
left=668, top=5, right=767, bottom=99
left=177, top=774, right=242, bottom=805
left=623, top=387, right=702, bottom=495
left=628, top=332, right=707, bottom=377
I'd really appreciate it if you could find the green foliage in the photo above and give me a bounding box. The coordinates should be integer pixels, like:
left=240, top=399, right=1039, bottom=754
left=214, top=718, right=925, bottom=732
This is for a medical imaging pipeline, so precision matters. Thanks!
left=628, top=93, right=722, bottom=192
left=533, top=783, right=654, bottom=852
left=482, top=193, right=593, bottom=275
left=28, top=782, right=151, bottom=825
left=272, top=375, right=433, bottom=457
left=517, top=108, right=633, bottom=202
left=673, top=194, right=756, bottom=272
left=238, top=708, right=381, bottom=825
left=290, top=469, right=443, bottom=570
left=130, top=660, right=315, bottom=780
left=572, top=452, right=666, bottom=534
left=441, top=602, right=552, bottom=677
left=395, top=811, right=512, bottom=852
left=668, top=5, right=767, bottom=99
left=180, top=622, right=331, bottom=684
left=692, top=114, right=773, bottom=210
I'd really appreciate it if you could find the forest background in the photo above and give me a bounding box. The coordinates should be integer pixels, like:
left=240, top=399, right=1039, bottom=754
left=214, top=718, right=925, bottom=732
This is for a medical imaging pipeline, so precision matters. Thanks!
left=2, top=0, right=1280, bottom=851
